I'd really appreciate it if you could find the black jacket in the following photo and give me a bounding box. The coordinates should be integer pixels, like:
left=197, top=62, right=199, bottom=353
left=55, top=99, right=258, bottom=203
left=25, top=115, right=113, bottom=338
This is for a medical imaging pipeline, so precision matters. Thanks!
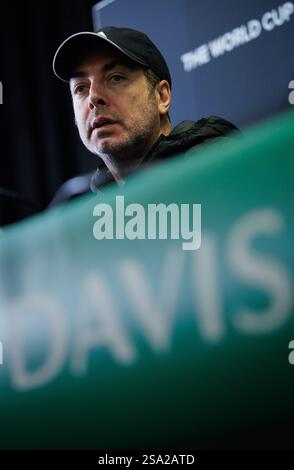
left=49, top=115, right=239, bottom=206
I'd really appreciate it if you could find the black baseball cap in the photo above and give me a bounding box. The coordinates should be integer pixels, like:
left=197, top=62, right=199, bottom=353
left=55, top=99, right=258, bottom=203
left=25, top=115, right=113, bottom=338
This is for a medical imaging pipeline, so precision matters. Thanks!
left=53, top=26, right=172, bottom=87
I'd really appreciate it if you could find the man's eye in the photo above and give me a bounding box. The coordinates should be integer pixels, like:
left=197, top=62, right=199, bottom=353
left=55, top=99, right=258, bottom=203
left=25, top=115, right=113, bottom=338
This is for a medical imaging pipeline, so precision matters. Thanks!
left=74, top=85, right=87, bottom=94
left=110, top=74, right=124, bottom=82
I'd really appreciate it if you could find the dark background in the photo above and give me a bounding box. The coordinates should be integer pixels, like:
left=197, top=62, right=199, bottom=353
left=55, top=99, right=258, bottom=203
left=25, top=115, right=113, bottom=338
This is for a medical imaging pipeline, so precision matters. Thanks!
left=0, top=0, right=97, bottom=225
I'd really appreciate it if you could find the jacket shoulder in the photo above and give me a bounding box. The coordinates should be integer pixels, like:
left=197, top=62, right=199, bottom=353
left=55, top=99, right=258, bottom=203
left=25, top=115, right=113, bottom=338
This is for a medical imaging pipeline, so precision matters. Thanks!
left=194, top=115, right=240, bottom=138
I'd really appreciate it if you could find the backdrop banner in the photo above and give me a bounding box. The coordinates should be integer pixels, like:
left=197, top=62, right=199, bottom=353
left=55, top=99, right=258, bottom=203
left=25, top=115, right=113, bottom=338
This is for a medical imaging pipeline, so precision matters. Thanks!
left=93, top=0, right=294, bottom=127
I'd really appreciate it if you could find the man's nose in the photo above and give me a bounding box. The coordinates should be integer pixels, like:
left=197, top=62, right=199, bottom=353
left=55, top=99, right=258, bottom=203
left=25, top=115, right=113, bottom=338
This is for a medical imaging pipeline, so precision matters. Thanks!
left=88, top=82, right=108, bottom=110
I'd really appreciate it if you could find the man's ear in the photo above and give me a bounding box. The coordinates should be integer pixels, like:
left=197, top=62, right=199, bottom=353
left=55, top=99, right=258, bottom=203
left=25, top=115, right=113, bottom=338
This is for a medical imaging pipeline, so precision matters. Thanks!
left=157, top=80, right=171, bottom=116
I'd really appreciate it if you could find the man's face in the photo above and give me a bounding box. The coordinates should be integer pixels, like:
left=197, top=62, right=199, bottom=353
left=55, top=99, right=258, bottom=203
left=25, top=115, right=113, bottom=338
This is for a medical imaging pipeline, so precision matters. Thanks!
left=70, top=44, right=163, bottom=162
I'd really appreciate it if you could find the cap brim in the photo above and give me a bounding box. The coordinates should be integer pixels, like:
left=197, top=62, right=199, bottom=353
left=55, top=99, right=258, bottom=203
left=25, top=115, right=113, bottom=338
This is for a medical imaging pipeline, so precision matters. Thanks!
left=53, top=31, right=148, bottom=82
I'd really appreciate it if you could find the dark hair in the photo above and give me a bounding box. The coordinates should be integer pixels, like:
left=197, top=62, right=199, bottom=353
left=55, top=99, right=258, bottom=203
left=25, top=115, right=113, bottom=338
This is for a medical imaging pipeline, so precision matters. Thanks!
left=143, top=68, right=171, bottom=123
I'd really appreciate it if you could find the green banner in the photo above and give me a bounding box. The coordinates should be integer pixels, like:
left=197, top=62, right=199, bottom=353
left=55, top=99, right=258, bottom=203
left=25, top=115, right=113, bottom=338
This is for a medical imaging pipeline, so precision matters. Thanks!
left=0, top=110, right=293, bottom=449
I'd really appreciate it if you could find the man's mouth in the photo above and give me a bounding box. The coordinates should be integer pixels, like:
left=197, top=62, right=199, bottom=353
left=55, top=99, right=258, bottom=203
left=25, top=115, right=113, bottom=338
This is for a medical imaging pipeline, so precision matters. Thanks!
left=91, top=117, right=117, bottom=131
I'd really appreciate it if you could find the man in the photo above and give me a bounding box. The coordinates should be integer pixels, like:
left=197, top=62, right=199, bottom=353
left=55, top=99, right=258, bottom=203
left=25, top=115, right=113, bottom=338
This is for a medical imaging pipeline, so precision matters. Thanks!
left=51, top=27, right=239, bottom=204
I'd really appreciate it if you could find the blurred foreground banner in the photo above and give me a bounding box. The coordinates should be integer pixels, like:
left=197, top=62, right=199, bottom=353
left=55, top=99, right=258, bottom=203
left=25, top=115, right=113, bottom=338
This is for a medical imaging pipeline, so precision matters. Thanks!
left=0, top=110, right=293, bottom=449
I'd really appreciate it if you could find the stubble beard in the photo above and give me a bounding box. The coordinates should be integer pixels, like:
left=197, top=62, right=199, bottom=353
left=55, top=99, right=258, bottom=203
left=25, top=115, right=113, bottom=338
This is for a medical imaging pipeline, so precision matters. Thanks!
left=89, top=102, right=160, bottom=164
